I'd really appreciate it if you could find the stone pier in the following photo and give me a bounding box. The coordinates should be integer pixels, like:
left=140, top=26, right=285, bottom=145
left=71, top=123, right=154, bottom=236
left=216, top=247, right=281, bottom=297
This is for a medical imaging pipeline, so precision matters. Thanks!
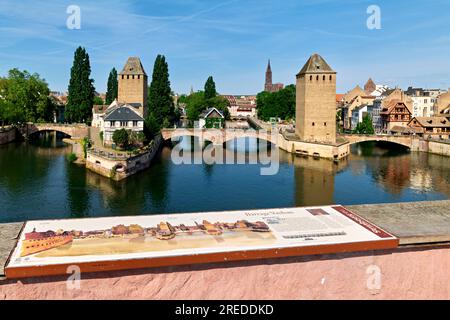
left=1, top=200, right=449, bottom=299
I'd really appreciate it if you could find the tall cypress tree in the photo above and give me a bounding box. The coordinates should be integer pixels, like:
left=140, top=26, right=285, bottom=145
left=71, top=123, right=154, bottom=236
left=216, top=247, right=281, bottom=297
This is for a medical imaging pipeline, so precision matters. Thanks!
left=147, top=55, right=175, bottom=128
left=105, top=67, right=118, bottom=105
left=66, top=46, right=95, bottom=123
left=204, top=76, right=217, bottom=100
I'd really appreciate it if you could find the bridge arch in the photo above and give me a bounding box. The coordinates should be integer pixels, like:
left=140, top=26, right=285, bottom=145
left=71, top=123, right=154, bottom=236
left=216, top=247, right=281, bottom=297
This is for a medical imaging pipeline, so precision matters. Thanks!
left=341, top=134, right=413, bottom=149
left=20, top=123, right=89, bottom=140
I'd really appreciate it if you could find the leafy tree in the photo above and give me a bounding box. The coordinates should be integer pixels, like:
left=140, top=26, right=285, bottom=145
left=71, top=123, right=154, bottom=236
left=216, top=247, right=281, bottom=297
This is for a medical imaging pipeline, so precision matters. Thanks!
left=112, top=128, right=129, bottom=148
left=353, top=114, right=375, bottom=134
left=147, top=54, right=175, bottom=133
left=204, top=76, right=217, bottom=100
left=105, top=68, right=118, bottom=105
left=184, top=91, right=230, bottom=122
left=65, top=47, right=95, bottom=123
left=0, top=69, right=56, bottom=124
left=144, top=113, right=160, bottom=140
left=93, top=96, right=104, bottom=105
left=256, top=84, right=296, bottom=121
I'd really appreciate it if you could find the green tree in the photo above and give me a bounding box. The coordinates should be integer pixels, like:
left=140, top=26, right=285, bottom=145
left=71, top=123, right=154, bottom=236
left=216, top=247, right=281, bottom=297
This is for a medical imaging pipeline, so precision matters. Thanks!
left=93, top=96, right=104, bottom=105
left=65, top=47, right=95, bottom=123
left=204, top=76, right=217, bottom=100
left=112, top=128, right=129, bottom=148
left=147, top=54, right=175, bottom=134
left=0, top=69, right=56, bottom=124
left=105, top=68, right=118, bottom=105
left=353, top=114, right=375, bottom=134
left=256, top=84, right=296, bottom=121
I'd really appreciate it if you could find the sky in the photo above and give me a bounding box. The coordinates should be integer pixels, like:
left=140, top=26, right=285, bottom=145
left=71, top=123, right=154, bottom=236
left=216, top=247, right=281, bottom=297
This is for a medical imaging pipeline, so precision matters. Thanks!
left=1, top=0, right=450, bottom=95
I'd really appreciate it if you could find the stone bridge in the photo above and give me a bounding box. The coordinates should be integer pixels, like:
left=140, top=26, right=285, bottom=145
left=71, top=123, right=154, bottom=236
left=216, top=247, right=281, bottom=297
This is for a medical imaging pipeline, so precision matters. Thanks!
left=339, top=134, right=414, bottom=148
left=161, top=128, right=277, bottom=145
left=19, top=123, right=89, bottom=140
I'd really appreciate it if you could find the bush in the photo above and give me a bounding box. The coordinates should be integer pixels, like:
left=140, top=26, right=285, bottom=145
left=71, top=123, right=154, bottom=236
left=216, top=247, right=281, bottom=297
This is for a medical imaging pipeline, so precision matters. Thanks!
left=67, top=152, right=77, bottom=163
left=112, top=128, right=129, bottom=148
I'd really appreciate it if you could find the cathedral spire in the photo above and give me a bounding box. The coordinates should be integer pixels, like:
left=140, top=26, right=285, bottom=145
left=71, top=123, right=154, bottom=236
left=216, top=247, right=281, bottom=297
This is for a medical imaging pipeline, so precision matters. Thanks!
left=265, top=59, right=273, bottom=92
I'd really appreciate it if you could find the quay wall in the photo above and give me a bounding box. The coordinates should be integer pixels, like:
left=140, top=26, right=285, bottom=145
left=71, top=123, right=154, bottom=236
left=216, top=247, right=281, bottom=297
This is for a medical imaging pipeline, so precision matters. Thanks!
left=277, top=133, right=350, bottom=160
left=0, top=127, right=16, bottom=145
left=411, top=138, right=450, bottom=157
left=86, top=135, right=162, bottom=181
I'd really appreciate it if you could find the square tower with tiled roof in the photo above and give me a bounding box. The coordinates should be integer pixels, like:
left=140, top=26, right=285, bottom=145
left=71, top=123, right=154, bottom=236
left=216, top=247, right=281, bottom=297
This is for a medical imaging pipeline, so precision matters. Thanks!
left=118, top=57, right=148, bottom=117
left=296, top=53, right=337, bottom=144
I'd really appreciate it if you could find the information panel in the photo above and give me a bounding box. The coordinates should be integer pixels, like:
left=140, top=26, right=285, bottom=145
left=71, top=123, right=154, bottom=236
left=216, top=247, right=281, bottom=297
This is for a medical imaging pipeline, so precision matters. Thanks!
left=5, top=205, right=398, bottom=278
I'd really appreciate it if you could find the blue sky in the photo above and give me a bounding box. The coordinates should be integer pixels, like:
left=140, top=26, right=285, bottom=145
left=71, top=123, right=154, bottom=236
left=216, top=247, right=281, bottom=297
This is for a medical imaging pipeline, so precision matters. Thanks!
left=1, top=0, right=450, bottom=95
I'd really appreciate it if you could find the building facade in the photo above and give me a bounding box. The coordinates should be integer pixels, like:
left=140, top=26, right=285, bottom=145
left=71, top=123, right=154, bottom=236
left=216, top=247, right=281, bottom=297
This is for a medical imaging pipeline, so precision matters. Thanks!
left=103, top=105, right=144, bottom=145
left=295, top=54, right=336, bottom=144
left=351, top=104, right=373, bottom=131
left=408, top=117, right=450, bottom=139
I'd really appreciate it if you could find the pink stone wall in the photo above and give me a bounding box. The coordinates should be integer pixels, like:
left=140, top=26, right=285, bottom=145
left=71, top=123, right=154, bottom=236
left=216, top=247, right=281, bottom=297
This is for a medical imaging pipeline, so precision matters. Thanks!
left=1, top=246, right=449, bottom=300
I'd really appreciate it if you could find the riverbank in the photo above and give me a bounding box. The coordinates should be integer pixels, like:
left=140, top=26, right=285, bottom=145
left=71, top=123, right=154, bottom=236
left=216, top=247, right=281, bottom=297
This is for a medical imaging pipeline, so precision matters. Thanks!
left=0, top=200, right=449, bottom=299
left=0, top=126, right=16, bottom=145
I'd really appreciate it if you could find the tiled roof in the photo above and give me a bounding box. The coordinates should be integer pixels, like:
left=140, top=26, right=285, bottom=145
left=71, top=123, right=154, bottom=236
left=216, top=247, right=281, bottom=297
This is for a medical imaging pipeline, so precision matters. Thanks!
left=119, top=57, right=147, bottom=76
left=104, top=106, right=144, bottom=121
left=200, top=107, right=224, bottom=119
left=411, top=117, right=450, bottom=128
left=297, top=53, right=335, bottom=76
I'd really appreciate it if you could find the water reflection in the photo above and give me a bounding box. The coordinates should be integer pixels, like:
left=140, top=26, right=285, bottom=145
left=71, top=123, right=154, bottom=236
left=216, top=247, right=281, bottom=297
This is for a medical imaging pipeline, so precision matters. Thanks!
left=0, top=135, right=449, bottom=223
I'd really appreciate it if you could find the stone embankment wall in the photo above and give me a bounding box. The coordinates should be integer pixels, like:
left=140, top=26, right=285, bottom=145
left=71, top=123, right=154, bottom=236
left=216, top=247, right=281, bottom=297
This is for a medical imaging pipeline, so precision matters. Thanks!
left=86, top=135, right=162, bottom=181
left=411, top=138, right=450, bottom=156
left=0, top=127, right=16, bottom=145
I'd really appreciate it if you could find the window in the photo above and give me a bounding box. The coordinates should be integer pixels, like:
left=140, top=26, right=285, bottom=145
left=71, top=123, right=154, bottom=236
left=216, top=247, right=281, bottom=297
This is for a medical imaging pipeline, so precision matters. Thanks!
left=127, top=75, right=130, bottom=79
left=316, top=76, right=319, bottom=81
left=310, top=76, right=313, bottom=81
left=133, top=121, right=139, bottom=127
left=121, top=75, right=124, bottom=79
left=324, top=122, right=327, bottom=126
left=120, top=121, right=127, bottom=127
left=110, top=121, right=115, bottom=127
left=312, top=122, right=315, bottom=126
left=329, top=75, right=332, bottom=81
left=137, top=75, right=140, bottom=79
left=323, top=75, right=326, bottom=81
left=132, top=75, right=135, bottom=79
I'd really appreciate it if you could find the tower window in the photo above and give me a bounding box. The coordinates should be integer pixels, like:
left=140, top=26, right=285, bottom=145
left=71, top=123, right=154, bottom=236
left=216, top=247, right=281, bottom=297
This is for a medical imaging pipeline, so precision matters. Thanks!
left=329, top=75, right=332, bottom=81
left=316, top=76, right=319, bottom=81
left=312, top=122, right=315, bottom=126
left=323, top=75, right=325, bottom=81
left=132, top=75, right=135, bottom=79
left=127, top=75, right=129, bottom=79
left=310, top=76, right=313, bottom=81
left=137, top=75, right=140, bottom=79
left=121, top=75, right=124, bottom=79
left=324, top=122, right=327, bottom=126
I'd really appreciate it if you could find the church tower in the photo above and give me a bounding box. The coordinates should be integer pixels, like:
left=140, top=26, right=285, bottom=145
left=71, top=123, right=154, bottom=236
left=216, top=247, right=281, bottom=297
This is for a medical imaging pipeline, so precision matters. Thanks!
left=296, top=54, right=336, bottom=144
left=265, top=60, right=273, bottom=92
left=118, top=57, right=148, bottom=117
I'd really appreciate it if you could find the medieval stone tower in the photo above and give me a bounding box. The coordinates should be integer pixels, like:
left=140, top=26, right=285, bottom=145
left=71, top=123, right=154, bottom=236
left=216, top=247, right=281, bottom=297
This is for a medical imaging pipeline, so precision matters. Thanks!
left=296, top=53, right=336, bottom=144
left=118, top=57, right=148, bottom=117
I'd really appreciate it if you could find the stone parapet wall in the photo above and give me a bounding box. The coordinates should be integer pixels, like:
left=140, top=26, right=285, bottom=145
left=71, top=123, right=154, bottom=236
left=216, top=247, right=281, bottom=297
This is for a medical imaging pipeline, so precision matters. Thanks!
left=1, top=245, right=449, bottom=299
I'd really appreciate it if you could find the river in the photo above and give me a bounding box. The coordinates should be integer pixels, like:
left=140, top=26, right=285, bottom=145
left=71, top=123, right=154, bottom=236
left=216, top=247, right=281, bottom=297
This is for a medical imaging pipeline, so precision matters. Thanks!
left=0, top=132, right=449, bottom=223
